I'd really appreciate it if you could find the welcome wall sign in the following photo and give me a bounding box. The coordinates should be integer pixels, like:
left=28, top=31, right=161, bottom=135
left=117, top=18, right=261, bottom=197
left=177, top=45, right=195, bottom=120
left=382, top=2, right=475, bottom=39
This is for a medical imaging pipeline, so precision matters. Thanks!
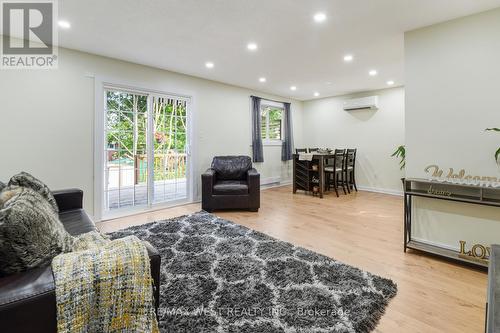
left=424, top=165, right=499, bottom=183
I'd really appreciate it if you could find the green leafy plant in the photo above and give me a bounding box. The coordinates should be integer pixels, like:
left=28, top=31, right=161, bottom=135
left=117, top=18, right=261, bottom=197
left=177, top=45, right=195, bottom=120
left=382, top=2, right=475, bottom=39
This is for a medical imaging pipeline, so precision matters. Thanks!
left=391, top=145, right=406, bottom=170
left=485, top=128, right=500, bottom=162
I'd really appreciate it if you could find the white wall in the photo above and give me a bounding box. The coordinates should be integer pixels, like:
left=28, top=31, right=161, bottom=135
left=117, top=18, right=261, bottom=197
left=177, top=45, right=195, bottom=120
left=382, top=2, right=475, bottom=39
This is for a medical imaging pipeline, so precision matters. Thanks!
left=0, top=46, right=303, bottom=217
left=302, top=87, right=405, bottom=194
left=405, top=8, right=500, bottom=249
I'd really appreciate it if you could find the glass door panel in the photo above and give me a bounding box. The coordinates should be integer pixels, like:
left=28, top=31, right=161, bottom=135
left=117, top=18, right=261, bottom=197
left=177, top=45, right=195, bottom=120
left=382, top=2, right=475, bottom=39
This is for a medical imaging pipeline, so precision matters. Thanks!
left=152, top=96, right=188, bottom=203
left=104, top=90, right=149, bottom=211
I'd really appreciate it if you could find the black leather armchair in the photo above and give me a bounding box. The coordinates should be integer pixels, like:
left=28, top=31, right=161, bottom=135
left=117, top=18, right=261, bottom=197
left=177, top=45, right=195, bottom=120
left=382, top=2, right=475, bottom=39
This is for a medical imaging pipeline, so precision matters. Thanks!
left=202, top=156, right=260, bottom=212
left=0, top=189, right=161, bottom=332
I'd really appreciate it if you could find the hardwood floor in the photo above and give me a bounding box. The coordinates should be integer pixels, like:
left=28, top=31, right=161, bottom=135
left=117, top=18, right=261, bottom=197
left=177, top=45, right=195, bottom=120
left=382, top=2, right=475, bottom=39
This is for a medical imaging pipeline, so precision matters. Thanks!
left=97, top=186, right=488, bottom=333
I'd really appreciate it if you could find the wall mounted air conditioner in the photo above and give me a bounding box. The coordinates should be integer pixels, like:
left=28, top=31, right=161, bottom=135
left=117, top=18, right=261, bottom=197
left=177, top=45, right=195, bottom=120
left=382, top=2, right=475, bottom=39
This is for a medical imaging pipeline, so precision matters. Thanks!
left=343, top=96, right=379, bottom=111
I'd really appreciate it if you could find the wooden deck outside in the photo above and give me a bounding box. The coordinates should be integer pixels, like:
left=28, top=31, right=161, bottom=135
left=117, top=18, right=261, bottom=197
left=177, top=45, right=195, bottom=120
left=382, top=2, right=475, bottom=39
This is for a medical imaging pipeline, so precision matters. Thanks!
left=106, top=179, right=187, bottom=209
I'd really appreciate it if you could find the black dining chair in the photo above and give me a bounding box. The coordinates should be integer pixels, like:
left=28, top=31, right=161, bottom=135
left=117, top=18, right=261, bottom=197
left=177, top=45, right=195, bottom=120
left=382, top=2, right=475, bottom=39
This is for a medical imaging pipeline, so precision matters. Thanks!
left=341, top=151, right=351, bottom=194
left=296, top=148, right=307, bottom=154
left=324, top=150, right=333, bottom=167
left=325, top=149, right=346, bottom=197
left=346, top=149, right=357, bottom=192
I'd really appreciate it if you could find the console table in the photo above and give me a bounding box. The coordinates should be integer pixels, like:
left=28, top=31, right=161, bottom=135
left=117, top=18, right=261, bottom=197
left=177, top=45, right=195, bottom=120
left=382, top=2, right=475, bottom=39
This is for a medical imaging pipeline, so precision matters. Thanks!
left=404, top=178, right=500, bottom=268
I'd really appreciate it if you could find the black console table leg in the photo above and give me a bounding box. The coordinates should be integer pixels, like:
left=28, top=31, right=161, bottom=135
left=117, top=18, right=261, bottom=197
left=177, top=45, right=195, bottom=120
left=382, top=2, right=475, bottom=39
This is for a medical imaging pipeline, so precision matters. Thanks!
left=408, top=195, right=412, bottom=243
left=404, top=193, right=408, bottom=252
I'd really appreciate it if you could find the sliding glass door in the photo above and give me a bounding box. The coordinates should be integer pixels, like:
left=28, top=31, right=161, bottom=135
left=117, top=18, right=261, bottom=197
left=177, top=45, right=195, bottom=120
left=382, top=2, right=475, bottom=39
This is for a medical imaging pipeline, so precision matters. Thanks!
left=103, top=88, right=189, bottom=214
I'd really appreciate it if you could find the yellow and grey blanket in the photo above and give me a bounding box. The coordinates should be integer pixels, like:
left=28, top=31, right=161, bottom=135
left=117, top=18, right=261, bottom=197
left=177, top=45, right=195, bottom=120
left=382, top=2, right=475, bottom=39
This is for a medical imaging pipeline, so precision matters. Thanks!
left=52, top=232, right=159, bottom=333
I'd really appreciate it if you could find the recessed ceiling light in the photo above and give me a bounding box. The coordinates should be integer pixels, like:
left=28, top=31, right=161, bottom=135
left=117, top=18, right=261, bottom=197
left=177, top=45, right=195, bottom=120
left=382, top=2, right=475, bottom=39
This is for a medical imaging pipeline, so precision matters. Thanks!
left=290, top=86, right=297, bottom=91
left=369, top=70, right=378, bottom=76
left=313, top=12, right=327, bottom=23
left=387, top=80, right=395, bottom=86
left=259, top=77, right=267, bottom=83
left=314, top=92, right=320, bottom=97
left=343, top=55, right=353, bottom=62
left=58, top=20, right=71, bottom=29
left=205, top=62, right=214, bottom=69
left=247, top=43, right=258, bottom=51
left=325, top=81, right=332, bottom=85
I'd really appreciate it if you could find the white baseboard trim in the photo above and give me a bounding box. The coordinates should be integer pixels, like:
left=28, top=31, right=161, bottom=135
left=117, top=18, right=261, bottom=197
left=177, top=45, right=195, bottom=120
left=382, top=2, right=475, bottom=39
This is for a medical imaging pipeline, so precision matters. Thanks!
left=259, top=179, right=402, bottom=196
left=260, top=177, right=282, bottom=186
left=262, top=180, right=292, bottom=190
left=260, top=176, right=292, bottom=190
left=357, top=185, right=403, bottom=197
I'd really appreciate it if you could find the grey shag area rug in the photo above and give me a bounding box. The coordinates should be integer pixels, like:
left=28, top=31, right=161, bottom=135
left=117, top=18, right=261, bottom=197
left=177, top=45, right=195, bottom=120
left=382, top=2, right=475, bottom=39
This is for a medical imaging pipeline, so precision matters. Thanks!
left=109, top=211, right=396, bottom=333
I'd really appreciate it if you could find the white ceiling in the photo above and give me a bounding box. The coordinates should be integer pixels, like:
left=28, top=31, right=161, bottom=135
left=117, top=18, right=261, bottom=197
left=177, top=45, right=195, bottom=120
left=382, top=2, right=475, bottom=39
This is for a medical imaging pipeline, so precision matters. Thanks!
left=55, top=0, right=500, bottom=100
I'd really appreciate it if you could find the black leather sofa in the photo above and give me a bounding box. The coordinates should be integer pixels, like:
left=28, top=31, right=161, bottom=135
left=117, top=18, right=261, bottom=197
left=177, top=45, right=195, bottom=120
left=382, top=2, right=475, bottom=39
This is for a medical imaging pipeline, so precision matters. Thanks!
left=0, top=189, right=160, bottom=332
left=202, top=156, right=260, bottom=212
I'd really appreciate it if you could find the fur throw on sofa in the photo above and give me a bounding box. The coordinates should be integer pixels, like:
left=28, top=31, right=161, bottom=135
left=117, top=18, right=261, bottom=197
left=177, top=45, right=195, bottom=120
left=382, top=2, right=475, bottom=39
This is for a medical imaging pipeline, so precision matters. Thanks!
left=0, top=186, right=74, bottom=276
left=9, top=172, right=59, bottom=213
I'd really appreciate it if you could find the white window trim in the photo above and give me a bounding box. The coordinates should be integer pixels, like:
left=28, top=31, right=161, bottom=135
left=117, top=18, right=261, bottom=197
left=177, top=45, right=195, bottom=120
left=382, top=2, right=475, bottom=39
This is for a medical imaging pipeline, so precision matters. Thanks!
left=261, top=100, right=284, bottom=108
left=262, top=139, right=283, bottom=146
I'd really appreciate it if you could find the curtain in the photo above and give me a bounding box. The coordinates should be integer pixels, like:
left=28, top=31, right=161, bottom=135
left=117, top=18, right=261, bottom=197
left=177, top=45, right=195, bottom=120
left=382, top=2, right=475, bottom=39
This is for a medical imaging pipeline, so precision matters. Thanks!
left=281, top=102, right=293, bottom=161
left=251, top=96, right=264, bottom=162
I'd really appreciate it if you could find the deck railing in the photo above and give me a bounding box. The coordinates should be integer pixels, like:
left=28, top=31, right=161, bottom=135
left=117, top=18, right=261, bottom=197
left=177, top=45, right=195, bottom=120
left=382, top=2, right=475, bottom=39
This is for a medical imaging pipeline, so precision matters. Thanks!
left=136, top=152, right=187, bottom=182
left=107, top=152, right=187, bottom=188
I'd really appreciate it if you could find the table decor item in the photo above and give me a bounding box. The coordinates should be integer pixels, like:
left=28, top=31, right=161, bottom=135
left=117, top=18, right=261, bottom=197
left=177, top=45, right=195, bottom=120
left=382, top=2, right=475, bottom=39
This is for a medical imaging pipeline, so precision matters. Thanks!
left=317, top=148, right=332, bottom=154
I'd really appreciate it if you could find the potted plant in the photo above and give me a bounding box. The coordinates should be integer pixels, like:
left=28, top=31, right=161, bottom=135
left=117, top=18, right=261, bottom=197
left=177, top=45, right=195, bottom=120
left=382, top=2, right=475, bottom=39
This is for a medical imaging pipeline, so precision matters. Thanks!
left=485, top=128, right=500, bottom=164
left=391, top=145, right=406, bottom=185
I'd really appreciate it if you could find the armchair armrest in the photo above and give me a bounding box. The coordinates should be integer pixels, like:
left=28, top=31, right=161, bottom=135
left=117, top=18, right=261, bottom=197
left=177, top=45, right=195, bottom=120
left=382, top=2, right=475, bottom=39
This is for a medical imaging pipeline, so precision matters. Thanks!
left=53, top=189, right=83, bottom=212
left=202, top=169, right=216, bottom=195
left=202, top=169, right=216, bottom=212
left=247, top=168, right=260, bottom=211
left=247, top=168, right=260, bottom=193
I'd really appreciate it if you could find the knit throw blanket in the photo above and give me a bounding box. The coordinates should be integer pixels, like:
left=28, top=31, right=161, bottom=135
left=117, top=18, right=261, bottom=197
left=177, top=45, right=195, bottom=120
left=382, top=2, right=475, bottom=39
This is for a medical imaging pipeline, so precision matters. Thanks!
left=52, top=231, right=159, bottom=333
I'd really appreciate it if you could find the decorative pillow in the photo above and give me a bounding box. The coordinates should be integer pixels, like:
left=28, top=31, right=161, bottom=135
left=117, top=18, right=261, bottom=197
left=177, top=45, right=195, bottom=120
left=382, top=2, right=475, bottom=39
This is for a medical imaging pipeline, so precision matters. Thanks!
left=0, top=187, right=74, bottom=276
left=0, top=181, right=5, bottom=192
left=8, top=172, right=58, bottom=213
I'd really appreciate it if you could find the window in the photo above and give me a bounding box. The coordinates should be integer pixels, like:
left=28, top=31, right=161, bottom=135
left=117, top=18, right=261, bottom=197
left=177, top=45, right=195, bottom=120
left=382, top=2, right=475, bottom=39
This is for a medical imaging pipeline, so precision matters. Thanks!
left=261, top=105, right=283, bottom=141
